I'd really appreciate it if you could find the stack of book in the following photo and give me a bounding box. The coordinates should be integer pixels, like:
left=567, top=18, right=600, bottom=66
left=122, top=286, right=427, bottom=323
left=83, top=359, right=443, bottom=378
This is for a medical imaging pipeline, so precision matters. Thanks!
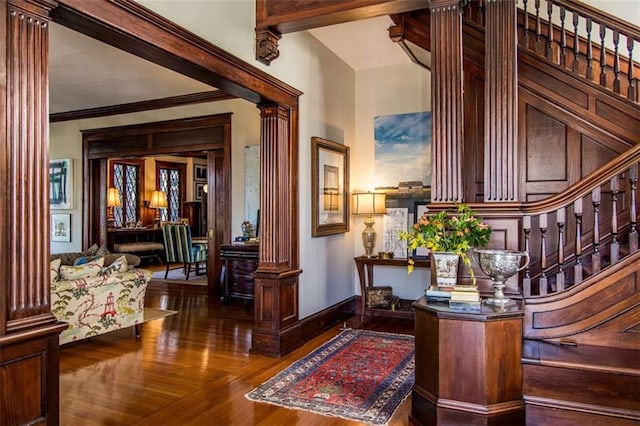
left=448, top=286, right=482, bottom=311
left=425, top=286, right=453, bottom=302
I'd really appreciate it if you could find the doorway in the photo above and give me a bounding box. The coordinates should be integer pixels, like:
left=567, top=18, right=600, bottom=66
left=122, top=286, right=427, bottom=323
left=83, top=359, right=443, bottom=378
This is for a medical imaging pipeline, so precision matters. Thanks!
left=83, top=114, right=232, bottom=296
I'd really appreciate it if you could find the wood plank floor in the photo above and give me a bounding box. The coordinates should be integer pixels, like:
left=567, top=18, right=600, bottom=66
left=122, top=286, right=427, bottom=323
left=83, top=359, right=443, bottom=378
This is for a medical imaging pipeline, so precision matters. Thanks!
left=59, top=280, right=415, bottom=425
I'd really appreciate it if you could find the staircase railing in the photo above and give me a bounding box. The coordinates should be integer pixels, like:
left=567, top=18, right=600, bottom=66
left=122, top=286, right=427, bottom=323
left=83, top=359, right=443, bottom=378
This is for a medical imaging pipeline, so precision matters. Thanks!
left=463, top=0, right=640, bottom=105
left=521, top=144, right=639, bottom=297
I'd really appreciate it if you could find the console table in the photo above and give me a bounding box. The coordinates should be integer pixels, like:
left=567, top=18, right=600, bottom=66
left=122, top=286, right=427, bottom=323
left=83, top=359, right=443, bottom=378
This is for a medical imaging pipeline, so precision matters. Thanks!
left=410, top=296, right=525, bottom=425
left=354, top=256, right=430, bottom=322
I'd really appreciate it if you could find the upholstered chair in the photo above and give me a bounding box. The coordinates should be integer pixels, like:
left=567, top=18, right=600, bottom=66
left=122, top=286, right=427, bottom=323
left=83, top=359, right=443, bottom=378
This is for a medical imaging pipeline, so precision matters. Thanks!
left=161, top=223, right=208, bottom=279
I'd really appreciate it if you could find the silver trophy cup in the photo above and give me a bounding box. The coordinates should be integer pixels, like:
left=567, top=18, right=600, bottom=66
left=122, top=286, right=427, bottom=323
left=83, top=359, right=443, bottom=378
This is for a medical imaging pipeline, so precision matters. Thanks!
left=474, top=249, right=530, bottom=306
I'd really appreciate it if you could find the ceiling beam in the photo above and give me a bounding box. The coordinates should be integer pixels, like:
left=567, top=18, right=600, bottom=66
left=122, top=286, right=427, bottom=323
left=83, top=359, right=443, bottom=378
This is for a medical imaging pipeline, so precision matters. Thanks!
left=255, top=0, right=429, bottom=65
left=50, top=90, right=235, bottom=123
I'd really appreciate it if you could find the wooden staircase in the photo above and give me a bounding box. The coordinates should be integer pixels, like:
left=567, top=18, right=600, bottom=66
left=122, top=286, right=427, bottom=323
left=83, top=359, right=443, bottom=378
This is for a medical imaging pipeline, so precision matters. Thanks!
left=390, top=1, right=640, bottom=424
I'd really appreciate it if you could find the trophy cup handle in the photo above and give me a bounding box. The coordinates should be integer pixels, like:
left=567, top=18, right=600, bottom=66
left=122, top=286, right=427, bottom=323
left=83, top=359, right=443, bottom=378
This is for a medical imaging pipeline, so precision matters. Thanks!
left=517, top=252, right=530, bottom=272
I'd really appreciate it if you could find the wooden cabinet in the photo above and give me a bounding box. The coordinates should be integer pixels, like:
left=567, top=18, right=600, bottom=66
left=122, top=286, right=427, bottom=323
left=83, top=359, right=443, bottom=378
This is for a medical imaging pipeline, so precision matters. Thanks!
left=220, top=244, right=258, bottom=303
left=411, top=296, right=525, bottom=425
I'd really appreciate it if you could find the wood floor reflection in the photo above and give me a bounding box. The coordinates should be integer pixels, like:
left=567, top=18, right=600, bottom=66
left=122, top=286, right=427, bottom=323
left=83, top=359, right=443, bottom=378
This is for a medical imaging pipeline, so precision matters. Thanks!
left=59, top=281, right=414, bottom=425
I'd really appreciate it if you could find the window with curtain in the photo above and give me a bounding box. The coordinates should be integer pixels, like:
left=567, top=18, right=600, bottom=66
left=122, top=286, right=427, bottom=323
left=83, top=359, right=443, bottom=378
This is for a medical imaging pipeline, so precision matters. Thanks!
left=110, top=160, right=143, bottom=227
left=156, top=161, right=186, bottom=223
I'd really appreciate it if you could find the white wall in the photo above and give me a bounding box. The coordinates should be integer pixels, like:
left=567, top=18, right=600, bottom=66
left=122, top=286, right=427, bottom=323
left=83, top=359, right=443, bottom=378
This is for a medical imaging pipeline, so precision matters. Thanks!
left=353, top=63, right=433, bottom=300
left=50, top=98, right=260, bottom=254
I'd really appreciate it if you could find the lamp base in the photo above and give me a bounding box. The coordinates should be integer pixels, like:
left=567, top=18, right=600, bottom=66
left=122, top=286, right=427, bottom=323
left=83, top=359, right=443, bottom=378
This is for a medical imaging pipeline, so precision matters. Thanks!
left=362, top=215, right=376, bottom=258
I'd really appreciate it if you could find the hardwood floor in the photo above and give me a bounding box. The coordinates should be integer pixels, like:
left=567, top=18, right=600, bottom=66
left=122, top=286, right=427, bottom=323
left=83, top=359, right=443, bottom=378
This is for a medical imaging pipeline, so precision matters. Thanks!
left=59, top=280, right=414, bottom=425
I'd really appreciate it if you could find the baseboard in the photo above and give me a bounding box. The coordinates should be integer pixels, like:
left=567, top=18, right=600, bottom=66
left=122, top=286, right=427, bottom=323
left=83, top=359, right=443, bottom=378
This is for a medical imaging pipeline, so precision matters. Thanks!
left=300, top=296, right=356, bottom=342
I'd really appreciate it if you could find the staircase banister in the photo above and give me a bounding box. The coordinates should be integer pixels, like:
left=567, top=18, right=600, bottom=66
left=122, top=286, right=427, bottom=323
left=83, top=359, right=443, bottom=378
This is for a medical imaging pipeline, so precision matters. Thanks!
left=543, top=0, right=640, bottom=39
left=521, top=144, right=640, bottom=216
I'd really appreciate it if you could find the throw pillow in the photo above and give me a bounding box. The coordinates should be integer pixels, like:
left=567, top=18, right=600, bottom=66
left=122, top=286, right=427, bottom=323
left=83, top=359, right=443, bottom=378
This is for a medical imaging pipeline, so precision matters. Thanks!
left=73, top=256, right=91, bottom=266
left=50, top=258, right=62, bottom=283
left=101, top=255, right=128, bottom=276
left=96, top=245, right=111, bottom=256
left=60, top=257, right=105, bottom=280
left=81, top=243, right=100, bottom=257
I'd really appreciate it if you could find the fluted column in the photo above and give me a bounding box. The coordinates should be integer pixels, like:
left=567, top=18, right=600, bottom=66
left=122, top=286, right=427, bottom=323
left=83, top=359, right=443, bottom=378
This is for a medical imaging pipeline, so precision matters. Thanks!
left=1, top=0, right=66, bottom=424
left=429, top=0, right=465, bottom=203
left=484, top=0, right=519, bottom=201
left=252, top=102, right=302, bottom=357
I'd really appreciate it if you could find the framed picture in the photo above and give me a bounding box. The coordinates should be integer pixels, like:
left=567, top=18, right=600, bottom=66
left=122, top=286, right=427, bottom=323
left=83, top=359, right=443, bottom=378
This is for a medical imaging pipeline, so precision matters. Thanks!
left=50, top=158, right=73, bottom=209
left=413, top=201, right=430, bottom=258
left=194, top=164, right=207, bottom=181
left=374, top=111, right=431, bottom=189
left=51, top=213, right=71, bottom=242
left=383, top=208, right=408, bottom=258
left=194, top=182, right=206, bottom=201
left=311, top=137, right=350, bottom=237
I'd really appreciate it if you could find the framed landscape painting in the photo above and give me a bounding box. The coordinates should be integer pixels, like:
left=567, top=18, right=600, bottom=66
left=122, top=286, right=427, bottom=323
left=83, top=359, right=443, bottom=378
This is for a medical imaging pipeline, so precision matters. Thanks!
left=311, top=137, right=350, bottom=237
left=374, top=111, right=431, bottom=189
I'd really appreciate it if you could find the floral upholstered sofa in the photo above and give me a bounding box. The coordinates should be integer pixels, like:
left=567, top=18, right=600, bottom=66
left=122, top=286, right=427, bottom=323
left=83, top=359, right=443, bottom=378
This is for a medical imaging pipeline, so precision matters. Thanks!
left=50, top=251, right=152, bottom=345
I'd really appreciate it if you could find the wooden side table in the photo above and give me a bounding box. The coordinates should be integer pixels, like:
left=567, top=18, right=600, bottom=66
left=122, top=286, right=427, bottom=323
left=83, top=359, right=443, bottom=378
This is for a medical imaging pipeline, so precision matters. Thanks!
left=354, top=256, right=430, bottom=322
left=411, top=296, right=525, bottom=425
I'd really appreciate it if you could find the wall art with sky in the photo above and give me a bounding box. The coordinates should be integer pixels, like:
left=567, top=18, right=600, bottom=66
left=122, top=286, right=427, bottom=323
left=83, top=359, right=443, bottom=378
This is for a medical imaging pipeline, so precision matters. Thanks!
left=374, top=111, right=431, bottom=189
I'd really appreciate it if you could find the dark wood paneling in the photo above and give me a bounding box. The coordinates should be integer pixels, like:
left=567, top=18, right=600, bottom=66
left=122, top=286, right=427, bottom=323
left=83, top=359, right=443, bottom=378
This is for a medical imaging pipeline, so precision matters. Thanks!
left=525, top=105, right=568, bottom=182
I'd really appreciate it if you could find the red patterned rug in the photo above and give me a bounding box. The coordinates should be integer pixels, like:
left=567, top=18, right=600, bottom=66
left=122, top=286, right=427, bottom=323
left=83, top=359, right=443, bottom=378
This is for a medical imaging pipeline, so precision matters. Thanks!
left=245, top=329, right=414, bottom=425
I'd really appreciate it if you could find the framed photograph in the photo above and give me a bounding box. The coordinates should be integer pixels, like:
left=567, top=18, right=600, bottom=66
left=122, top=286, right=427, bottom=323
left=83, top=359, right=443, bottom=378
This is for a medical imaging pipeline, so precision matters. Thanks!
left=194, top=164, right=207, bottom=181
left=50, top=158, right=73, bottom=209
left=383, top=207, right=408, bottom=258
left=413, top=201, right=430, bottom=258
left=51, top=213, right=71, bottom=242
left=374, top=111, right=431, bottom=189
left=311, top=136, right=350, bottom=237
left=194, top=182, right=206, bottom=201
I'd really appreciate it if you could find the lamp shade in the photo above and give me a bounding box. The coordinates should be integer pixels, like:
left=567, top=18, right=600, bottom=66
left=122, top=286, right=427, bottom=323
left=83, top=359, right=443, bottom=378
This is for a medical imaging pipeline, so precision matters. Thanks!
left=352, top=192, right=386, bottom=215
left=107, top=187, right=121, bottom=207
left=149, top=190, right=168, bottom=209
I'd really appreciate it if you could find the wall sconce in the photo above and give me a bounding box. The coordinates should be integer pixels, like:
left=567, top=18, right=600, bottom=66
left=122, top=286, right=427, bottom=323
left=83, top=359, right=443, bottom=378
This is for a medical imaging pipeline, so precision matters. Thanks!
left=149, top=190, right=168, bottom=228
left=352, top=191, right=387, bottom=258
left=106, top=187, right=121, bottom=229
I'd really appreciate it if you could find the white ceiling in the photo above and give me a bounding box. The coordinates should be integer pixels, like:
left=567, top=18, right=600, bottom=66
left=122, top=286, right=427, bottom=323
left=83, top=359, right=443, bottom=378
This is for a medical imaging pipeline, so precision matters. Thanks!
left=49, top=16, right=409, bottom=114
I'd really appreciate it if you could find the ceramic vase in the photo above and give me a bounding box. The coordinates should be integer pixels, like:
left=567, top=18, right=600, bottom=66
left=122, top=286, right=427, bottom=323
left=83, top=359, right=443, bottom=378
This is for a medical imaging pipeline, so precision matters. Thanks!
left=430, top=251, right=459, bottom=288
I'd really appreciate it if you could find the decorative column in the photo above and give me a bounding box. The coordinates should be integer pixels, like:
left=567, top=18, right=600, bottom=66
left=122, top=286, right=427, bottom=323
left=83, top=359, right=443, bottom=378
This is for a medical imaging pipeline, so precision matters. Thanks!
left=0, top=0, right=66, bottom=424
left=252, top=102, right=302, bottom=357
left=429, top=0, right=465, bottom=203
left=484, top=0, right=519, bottom=202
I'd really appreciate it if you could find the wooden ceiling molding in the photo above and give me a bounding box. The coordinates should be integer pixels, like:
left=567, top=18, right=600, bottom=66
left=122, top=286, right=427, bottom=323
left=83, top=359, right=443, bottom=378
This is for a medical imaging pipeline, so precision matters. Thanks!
left=255, top=0, right=428, bottom=65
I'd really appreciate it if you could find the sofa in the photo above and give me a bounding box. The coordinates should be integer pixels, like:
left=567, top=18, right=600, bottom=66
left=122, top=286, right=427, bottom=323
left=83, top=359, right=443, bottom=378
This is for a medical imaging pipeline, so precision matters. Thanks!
left=50, top=249, right=152, bottom=345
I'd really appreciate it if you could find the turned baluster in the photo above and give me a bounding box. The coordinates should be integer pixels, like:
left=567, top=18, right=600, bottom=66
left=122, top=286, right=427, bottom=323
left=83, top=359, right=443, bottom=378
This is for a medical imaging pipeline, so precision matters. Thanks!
left=572, top=11, right=580, bottom=74
left=586, top=17, right=594, bottom=80
left=574, top=198, right=583, bottom=284
left=599, top=23, right=607, bottom=87
left=523, top=215, right=532, bottom=297
left=628, top=37, right=636, bottom=101
left=535, top=0, right=542, bottom=54
left=610, top=175, right=620, bottom=264
left=539, top=213, right=548, bottom=295
left=559, top=6, right=567, bottom=68
left=546, top=0, right=554, bottom=62
left=523, top=0, right=530, bottom=48
left=629, top=164, right=638, bottom=253
left=592, top=187, right=602, bottom=274
left=613, top=30, right=621, bottom=94
left=556, top=207, right=565, bottom=291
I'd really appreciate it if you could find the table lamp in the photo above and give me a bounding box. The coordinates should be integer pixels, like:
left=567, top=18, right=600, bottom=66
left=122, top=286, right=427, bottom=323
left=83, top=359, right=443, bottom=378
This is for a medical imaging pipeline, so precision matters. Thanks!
left=352, top=191, right=386, bottom=257
left=106, top=187, right=121, bottom=229
left=149, top=190, right=168, bottom=228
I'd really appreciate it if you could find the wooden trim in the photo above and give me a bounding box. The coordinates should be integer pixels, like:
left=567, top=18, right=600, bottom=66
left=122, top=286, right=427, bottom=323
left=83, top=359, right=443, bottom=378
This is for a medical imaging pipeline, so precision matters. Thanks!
left=50, top=90, right=235, bottom=123
left=300, top=297, right=356, bottom=342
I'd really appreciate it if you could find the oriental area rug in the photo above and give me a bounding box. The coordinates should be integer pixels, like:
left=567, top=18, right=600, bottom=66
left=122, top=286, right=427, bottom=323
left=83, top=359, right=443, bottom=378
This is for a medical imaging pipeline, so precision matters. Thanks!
left=245, top=329, right=415, bottom=425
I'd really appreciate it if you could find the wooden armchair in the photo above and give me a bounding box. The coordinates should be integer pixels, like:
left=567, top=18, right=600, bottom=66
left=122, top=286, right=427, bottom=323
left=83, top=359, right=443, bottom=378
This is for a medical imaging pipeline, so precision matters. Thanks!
left=161, top=223, right=208, bottom=280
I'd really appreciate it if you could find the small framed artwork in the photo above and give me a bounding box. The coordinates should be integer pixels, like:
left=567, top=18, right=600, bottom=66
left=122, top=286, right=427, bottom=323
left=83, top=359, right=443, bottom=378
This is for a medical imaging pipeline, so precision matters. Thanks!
left=383, top=207, right=408, bottom=258
left=413, top=201, right=430, bottom=259
left=51, top=213, right=71, bottom=242
left=194, top=164, right=207, bottom=181
left=311, top=136, right=350, bottom=237
left=194, top=182, right=206, bottom=201
left=49, top=158, right=73, bottom=209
